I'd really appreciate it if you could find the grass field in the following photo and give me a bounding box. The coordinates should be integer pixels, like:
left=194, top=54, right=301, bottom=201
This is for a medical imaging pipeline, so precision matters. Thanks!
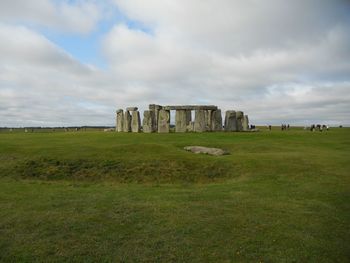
left=0, top=128, right=349, bottom=262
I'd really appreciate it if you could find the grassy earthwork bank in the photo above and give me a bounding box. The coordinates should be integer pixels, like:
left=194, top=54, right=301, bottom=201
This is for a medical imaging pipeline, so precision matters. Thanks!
left=0, top=128, right=349, bottom=262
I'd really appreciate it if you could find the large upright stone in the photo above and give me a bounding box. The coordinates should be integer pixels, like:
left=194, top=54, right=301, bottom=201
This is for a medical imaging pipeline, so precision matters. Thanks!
left=143, top=110, right=156, bottom=133
left=243, top=115, right=249, bottom=131
left=224, top=111, right=237, bottom=131
left=123, top=111, right=131, bottom=132
left=211, top=109, right=223, bottom=131
left=175, top=110, right=189, bottom=132
left=194, top=110, right=206, bottom=132
left=187, top=121, right=194, bottom=132
left=158, top=109, right=170, bottom=133
left=150, top=104, right=162, bottom=131
left=131, top=111, right=141, bottom=133
left=236, top=111, right=244, bottom=131
left=116, top=109, right=124, bottom=132
left=204, top=110, right=212, bottom=131
left=186, top=110, right=192, bottom=124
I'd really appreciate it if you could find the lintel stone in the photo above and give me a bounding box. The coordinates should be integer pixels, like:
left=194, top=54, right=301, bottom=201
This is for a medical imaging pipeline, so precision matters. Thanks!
left=126, top=107, right=138, bottom=111
left=163, top=105, right=218, bottom=111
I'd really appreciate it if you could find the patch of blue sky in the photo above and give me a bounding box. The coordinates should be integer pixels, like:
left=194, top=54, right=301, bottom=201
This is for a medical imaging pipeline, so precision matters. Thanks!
left=40, top=5, right=153, bottom=70
left=41, top=18, right=118, bottom=70
left=126, top=19, right=154, bottom=35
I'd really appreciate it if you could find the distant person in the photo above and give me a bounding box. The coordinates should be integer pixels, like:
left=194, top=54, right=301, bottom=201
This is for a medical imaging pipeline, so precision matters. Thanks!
left=269, top=125, right=272, bottom=131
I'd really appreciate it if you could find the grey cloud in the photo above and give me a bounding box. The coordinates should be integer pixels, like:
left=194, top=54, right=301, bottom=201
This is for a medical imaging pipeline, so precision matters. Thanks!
left=0, top=0, right=103, bottom=34
left=114, top=0, right=350, bottom=54
left=1, top=1, right=350, bottom=127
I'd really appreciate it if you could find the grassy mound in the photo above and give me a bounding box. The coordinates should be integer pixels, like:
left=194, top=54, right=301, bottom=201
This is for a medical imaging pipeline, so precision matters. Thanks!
left=13, top=157, right=235, bottom=182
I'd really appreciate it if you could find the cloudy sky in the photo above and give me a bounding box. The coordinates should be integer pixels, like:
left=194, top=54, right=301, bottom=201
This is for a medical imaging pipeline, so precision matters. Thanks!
left=0, top=0, right=349, bottom=127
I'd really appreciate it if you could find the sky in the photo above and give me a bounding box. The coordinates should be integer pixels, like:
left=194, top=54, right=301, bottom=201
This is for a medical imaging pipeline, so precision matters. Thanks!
left=0, top=0, right=350, bottom=127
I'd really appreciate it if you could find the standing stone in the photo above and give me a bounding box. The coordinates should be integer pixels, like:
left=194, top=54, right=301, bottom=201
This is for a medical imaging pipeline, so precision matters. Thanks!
left=204, top=110, right=213, bottom=131
left=187, top=121, right=195, bottom=132
left=150, top=104, right=162, bottom=131
left=143, top=110, right=156, bottom=133
left=224, top=111, right=237, bottom=131
left=115, top=111, right=118, bottom=132
left=186, top=110, right=192, bottom=125
left=131, top=111, right=141, bottom=133
left=211, top=109, right=223, bottom=131
left=155, top=105, right=162, bottom=129
left=116, top=109, right=124, bottom=132
left=194, top=110, right=206, bottom=132
left=243, top=115, right=249, bottom=131
left=123, top=111, right=131, bottom=132
left=236, top=111, right=244, bottom=131
left=175, top=110, right=188, bottom=132
left=158, top=109, right=170, bottom=133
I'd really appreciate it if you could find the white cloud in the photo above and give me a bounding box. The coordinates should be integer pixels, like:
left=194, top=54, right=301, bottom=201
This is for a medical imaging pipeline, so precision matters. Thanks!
left=100, top=0, right=350, bottom=125
left=113, top=0, right=350, bottom=53
left=0, top=0, right=103, bottom=34
left=0, top=1, right=350, bottom=126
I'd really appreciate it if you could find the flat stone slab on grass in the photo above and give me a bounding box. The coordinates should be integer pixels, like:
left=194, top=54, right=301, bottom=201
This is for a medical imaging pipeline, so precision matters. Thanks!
left=184, top=146, right=229, bottom=156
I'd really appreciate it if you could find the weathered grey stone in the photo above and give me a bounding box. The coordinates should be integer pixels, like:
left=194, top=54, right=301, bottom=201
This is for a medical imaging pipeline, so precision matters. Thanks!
left=142, top=110, right=156, bottom=133
left=243, top=115, right=249, bottom=131
left=194, top=110, right=206, bottom=132
left=149, top=104, right=162, bottom=131
left=211, top=109, right=223, bottom=131
left=236, top=111, right=244, bottom=131
left=186, top=110, right=192, bottom=124
left=175, top=110, right=188, bottom=132
left=126, top=107, right=138, bottom=111
left=224, top=111, right=237, bottom=131
left=131, top=111, right=141, bottom=132
left=158, top=109, right=170, bottom=133
left=204, top=110, right=213, bottom=131
left=116, top=109, right=124, bottom=132
left=184, top=146, right=229, bottom=156
left=149, top=104, right=162, bottom=110
left=187, top=121, right=194, bottom=132
left=123, top=111, right=131, bottom=132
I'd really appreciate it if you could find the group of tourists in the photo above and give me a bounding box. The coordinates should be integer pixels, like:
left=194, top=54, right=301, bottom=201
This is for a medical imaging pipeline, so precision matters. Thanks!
left=310, top=124, right=329, bottom=132
left=281, top=124, right=290, bottom=131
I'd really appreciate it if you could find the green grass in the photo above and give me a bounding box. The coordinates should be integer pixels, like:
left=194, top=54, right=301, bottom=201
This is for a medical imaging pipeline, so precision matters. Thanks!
left=0, top=128, right=349, bottom=262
